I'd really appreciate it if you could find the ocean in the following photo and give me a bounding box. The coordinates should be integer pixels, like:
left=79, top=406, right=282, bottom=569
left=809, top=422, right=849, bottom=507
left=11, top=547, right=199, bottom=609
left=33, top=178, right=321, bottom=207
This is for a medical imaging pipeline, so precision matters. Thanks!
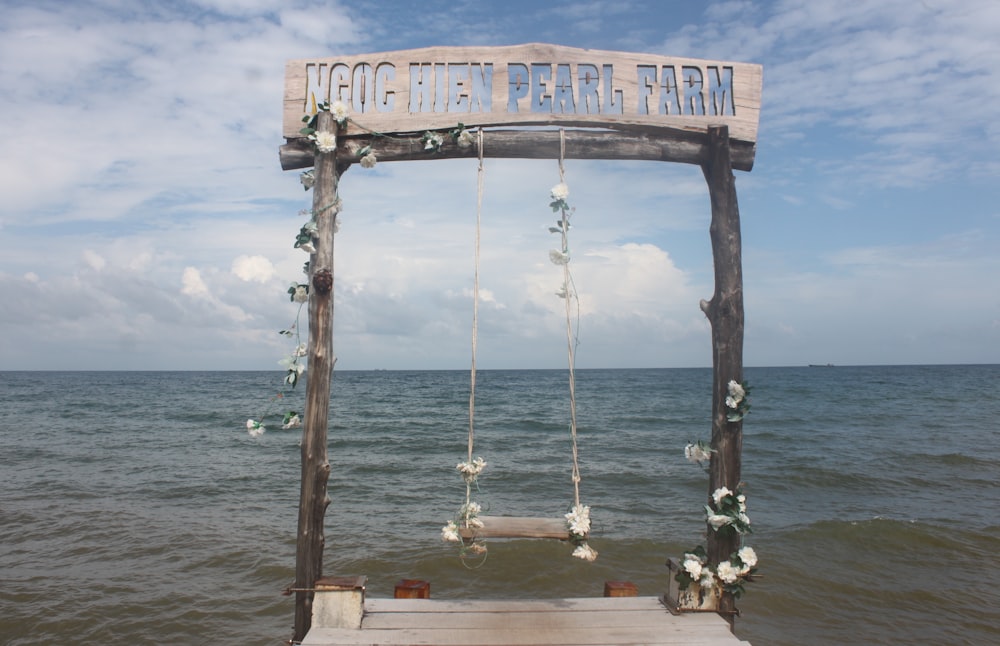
left=1, top=365, right=998, bottom=645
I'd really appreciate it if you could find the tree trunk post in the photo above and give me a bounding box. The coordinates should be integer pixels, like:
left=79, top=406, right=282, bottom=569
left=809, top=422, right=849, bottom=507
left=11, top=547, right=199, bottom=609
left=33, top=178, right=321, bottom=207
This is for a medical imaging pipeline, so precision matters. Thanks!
left=293, top=110, right=340, bottom=643
left=699, top=125, right=745, bottom=625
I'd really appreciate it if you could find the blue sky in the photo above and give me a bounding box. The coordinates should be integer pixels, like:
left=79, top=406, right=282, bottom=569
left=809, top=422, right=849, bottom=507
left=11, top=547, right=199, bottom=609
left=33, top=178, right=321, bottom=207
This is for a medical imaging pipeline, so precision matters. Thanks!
left=1, top=0, right=997, bottom=370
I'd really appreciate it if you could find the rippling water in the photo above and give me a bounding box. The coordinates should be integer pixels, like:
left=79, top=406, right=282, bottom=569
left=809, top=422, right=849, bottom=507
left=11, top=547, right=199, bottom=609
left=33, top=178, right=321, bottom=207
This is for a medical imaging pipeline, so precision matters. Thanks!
left=1, top=366, right=998, bottom=645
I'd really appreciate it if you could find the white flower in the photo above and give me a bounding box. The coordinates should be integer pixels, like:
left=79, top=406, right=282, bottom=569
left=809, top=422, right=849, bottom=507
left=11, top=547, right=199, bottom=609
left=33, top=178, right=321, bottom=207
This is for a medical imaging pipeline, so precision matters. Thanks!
left=292, top=286, right=309, bottom=303
left=299, top=170, right=315, bottom=189
left=313, top=131, right=337, bottom=153
left=564, top=504, right=591, bottom=536
left=246, top=419, right=264, bottom=437
left=572, top=542, right=598, bottom=561
left=716, top=560, right=740, bottom=584
left=725, top=396, right=740, bottom=409
left=360, top=152, right=377, bottom=168
left=712, top=487, right=733, bottom=506
left=299, top=241, right=316, bottom=254
left=461, top=501, right=481, bottom=518
left=457, top=129, right=476, bottom=147
left=423, top=132, right=443, bottom=150
left=441, top=521, right=461, bottom=542
left=294, top=343, right=308, bottom=357
left=330, top=100, right=349, bottom=124
left=682, top=556, right=703, bottom=580
left=699, top=570, right=716, bottom=588
left=707, top=513, right=733, bottom=530
left=685, top=442, right=712, bottom=463
left=455, top=457, right=486, bottom=476
left=549, top=249, right=570, bottom=265
left=467, top=516, right=485, bottom=529
left=738, top=512, right=751, bottom=527
left=281, top=358, right=306, bottom=385
left=727, top=380, right=745, bottom=400
left=282, top=414, right=302, bottom=430
left=551, top=183, right=569, bottom=201
left=737, top=546, right=758, bottom=570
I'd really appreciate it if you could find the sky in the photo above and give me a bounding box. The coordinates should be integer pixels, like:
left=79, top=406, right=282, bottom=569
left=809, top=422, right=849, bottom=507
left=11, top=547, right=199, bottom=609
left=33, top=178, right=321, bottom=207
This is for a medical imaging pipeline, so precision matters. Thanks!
left=1, top=0, right=998, bottom=371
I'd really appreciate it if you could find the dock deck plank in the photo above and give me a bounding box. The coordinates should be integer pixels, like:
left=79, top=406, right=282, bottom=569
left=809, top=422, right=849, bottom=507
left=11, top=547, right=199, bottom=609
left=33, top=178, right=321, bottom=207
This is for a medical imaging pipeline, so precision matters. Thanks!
left=302, top=596, right=750, bottom=645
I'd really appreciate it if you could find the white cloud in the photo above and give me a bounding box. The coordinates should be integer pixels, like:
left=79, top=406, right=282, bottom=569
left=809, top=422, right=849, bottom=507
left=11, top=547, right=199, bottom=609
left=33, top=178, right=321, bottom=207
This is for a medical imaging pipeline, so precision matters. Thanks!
left=0, top=1, right=996, bottom=369
left=231, top=255, right=276, bottom=282
left=181, top=267, right=210, bottom=297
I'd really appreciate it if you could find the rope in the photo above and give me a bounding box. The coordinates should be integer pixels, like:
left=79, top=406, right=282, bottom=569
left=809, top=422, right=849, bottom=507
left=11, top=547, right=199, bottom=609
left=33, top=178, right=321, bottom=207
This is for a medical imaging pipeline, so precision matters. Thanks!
left=466, top=128, right=485, bottom=510
left=558, top=129, right=583, bottom=509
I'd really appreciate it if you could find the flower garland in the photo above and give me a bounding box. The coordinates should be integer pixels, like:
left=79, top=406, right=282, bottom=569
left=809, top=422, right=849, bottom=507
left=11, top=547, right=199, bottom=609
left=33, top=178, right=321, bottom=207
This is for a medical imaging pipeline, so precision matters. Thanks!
left=706, top=485, right=752, bottom=537
left=673, top=479, right=758, bottom=598
left=547, top=179, right=597, bottom=562
left=676, top=378, right=759, bottom=597
left=676, top=544, right=758, bottom=599
left=245, top=295, right=308, bottom=437
left=565, top=503, right=597, bottom=561
left=301, top=99, right=479, bottom=171
left=441, top=457, right=489, bottom=559
left=725, top=379, right=751, bottom=422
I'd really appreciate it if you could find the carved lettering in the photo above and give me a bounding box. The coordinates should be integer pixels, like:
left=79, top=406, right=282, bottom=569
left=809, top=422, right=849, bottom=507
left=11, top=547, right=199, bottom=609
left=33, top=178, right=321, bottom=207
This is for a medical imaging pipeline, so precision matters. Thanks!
left=602, top=64, right=622, bottom=114
left=374, top=63, right=395, bottom=112
left=531, top=63, right=552, bottom=113
left=408, top=64, right=433, bottom=113
left=707, top=66, right=734, bottom=116
left=304, top=63, right=328, bottom=113
left=577, top=64, right=600, bottom=114
left=508, top=63, right=529, bottom=112
left=682, top=66, right=704, bottom=115
left=286, top=47, right=761, bottom=143
left=553, top=64, right=575, bottom=113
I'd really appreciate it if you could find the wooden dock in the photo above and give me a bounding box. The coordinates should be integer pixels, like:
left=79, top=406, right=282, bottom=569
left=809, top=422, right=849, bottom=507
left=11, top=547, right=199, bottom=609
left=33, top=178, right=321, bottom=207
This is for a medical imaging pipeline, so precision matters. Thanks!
left=301, top=596, right=751, bottom=645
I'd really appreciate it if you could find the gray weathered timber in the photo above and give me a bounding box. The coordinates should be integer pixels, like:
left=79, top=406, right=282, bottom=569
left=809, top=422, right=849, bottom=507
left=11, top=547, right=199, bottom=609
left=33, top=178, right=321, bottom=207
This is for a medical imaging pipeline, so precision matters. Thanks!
left=301, top=597, right=751, bottom=645
left=699, top=125, right=745, bottom=623
left=282, top=44, right=763, bottom=145
left=279, top=129, right=757, bottom=172
left=293, top=110, right=340, bottom=644
left=456, top=515, right=573, bottom=540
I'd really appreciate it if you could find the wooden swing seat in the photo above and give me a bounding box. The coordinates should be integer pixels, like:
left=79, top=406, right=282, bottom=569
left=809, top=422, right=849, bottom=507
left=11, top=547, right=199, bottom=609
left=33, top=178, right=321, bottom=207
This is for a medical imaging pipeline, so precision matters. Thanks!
left=458, top=516, right=577, bottom=541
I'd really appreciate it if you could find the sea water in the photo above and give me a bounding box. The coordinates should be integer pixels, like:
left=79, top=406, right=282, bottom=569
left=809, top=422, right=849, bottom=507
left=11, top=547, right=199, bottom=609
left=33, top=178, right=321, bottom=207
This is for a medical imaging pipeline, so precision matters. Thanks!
left=1, top=365, right=998, bottom=645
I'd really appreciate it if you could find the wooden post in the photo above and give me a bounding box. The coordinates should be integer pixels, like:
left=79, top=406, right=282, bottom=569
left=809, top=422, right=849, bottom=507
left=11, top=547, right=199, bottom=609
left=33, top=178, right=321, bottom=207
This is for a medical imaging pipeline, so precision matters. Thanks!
left=699, top=125, right=745, bottom=625
left=293, top=110, right=342, bottom=644
left=312, top=576, right=367, bottom=630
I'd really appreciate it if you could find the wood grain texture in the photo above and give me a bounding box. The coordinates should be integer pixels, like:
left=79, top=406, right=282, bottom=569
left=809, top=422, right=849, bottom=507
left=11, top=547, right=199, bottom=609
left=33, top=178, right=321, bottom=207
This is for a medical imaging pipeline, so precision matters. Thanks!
left=283, top=43, right=762, bottom=144
left=301, top=597, right=751, bottom=645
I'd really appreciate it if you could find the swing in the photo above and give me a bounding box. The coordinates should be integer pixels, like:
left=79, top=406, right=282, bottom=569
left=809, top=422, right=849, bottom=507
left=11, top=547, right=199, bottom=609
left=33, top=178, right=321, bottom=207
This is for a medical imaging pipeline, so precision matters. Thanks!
left=446, top=130, right=593, bottom=552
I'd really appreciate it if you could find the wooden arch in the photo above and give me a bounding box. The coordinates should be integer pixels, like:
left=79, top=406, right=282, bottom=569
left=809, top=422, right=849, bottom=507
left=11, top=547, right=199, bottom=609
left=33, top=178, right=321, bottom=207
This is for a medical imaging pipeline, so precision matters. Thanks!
left=278, top=44, right=761, bottom=642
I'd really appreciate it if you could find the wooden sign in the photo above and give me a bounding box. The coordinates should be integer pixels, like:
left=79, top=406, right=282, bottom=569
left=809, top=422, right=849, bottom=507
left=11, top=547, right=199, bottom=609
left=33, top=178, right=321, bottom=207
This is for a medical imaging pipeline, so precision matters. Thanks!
left=283, top=43, right=762, bottom=143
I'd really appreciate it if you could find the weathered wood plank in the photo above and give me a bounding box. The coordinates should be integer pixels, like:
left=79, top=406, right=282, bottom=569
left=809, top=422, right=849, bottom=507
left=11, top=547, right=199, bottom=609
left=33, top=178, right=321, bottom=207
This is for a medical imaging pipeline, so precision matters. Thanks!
left=283, top=44, right=762, bottom=144
left=457, top=515, right=572, bottom=540
left=278, top=128, right=757, bottom=171
left=366, top=597, right=682, bottom=613
left=364, top=609, right=728, bottom=631
left=302, top=626, right=748, bottom=645
left=301, top=597, right=749, bottom=644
